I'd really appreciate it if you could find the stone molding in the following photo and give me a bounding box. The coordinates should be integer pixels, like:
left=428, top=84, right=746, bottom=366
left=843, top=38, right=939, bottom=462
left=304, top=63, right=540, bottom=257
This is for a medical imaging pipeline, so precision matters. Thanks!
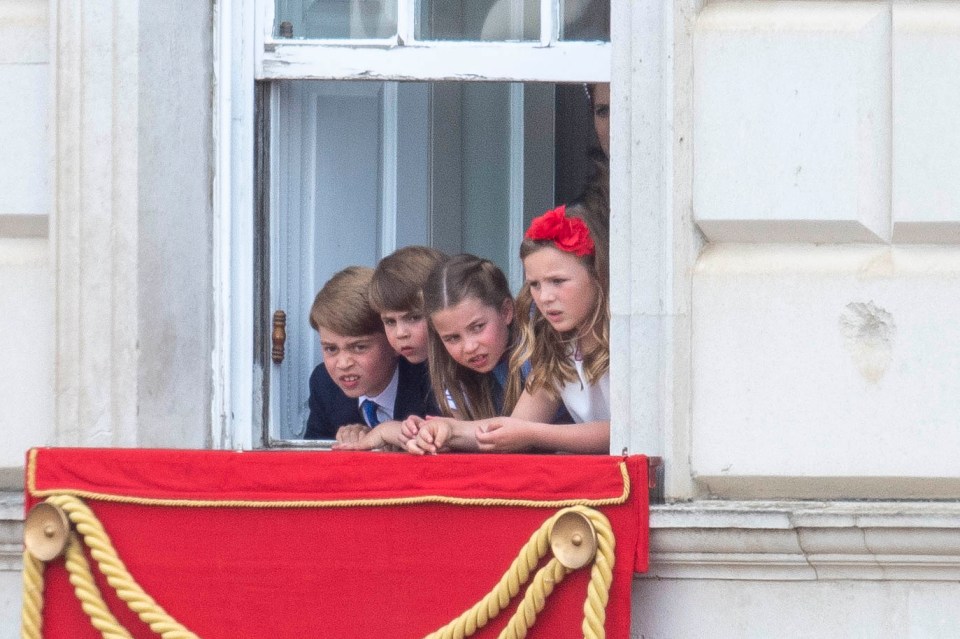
left=6, top=495, right=960, bottom=582
left=644, top=500, right=960, bottom=581
left=0, top=492, right=24, bottom=572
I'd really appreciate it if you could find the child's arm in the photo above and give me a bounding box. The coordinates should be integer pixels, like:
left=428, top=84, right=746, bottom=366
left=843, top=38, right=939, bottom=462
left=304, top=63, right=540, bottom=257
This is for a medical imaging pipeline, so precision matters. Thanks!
left=474, top=418, right=609, bottom=454
left=476, top=417, right=610, bottom=454
left=333, top=421, right=407, bottom=451
left=472, top=387, right=609, bottom=453
left=510, top=387, right=562, bottom=422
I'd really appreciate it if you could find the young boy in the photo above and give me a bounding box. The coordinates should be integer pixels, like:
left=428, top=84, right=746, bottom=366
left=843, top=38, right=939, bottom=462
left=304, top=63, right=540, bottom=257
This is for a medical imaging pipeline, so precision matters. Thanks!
left=329, top=247, right=445, bottom=451
left=367, top=246, right=446, bottom=365
left=304, top=266, right=433, bottom=447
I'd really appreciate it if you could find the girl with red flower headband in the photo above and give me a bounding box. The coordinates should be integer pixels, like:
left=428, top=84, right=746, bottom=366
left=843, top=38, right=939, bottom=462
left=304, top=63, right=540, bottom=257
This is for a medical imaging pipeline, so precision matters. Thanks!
left=410, top=203, right=609, bottom=455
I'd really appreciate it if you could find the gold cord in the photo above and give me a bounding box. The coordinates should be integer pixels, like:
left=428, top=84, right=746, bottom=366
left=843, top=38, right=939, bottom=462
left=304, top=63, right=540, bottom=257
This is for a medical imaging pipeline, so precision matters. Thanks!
left=20, top=551, right=44, bottom=639
left=21, top=496, right=616, bottom=639
left=64, top=532, right=134, bottom=639
left=46, top=494, right=200, bottom=639
left=425, top=505, right=615, bottom=639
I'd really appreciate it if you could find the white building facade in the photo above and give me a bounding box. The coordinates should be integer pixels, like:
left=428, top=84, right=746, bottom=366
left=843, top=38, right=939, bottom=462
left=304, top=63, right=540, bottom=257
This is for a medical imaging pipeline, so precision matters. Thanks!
left=2, top=0, right=960, bottom=636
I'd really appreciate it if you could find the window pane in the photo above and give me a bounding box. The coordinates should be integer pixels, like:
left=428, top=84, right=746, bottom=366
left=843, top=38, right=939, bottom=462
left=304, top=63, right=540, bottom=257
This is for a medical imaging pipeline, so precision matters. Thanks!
left=416, top=0, right=539, bottom=41
left=276, top=0, right=397, bottom=39
left=265, top=80, right=599, bottom=441
left=560, top=0, right=609, bottom=42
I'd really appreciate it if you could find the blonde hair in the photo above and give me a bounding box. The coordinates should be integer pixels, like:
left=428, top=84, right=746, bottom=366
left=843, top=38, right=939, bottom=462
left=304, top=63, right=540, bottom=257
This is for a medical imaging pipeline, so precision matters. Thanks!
left=309, top=266, right=383, bottom=336
left=368, top=245, right=446, bottom=313
left=511, top=204, right=609, bottom=399
left=423, top=254, right=521, bottom=420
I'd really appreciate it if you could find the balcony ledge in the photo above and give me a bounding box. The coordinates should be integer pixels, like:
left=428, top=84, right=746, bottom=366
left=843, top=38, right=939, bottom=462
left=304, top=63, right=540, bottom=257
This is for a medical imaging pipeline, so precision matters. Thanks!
left=644, top=500, right=960, bottom=581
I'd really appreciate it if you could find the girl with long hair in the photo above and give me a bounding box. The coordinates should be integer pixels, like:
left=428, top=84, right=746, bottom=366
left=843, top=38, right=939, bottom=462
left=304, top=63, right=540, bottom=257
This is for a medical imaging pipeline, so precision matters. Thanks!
left=409, top=203, right=609, bottom=454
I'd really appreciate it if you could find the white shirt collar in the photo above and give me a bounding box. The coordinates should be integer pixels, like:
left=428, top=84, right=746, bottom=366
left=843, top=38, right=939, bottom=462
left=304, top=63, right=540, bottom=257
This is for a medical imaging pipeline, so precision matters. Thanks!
left=359, top=363, right=399, bottom=422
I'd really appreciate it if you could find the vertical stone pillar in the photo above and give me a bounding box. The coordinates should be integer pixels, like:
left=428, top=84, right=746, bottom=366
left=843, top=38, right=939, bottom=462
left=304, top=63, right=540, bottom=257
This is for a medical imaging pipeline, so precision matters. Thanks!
left=53, top=1, right=139, bottom=447
left=610, top=0, right=700, bottom=498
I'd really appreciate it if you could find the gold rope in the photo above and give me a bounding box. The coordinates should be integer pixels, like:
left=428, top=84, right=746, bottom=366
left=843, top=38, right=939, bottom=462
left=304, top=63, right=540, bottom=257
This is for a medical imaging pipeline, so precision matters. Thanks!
left=497, top=558, right=568, bottom=639
left=46, top=494, right=200, bottom=639
left=425, top=505, right=615, bottom=639
left=581, top=508, right=615, bottom=639
left=63, top=532, right=134, bottom=639
left=20, top=551, right=44, bottom=639
left=22, top=496, right=616, bottom=639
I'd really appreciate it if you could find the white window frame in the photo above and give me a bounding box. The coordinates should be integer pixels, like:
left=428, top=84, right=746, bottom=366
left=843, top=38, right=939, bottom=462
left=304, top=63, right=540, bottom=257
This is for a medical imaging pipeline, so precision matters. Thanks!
left=214, top=0, right=677, bottom=465
left=257, top=0, right=610, bottom=83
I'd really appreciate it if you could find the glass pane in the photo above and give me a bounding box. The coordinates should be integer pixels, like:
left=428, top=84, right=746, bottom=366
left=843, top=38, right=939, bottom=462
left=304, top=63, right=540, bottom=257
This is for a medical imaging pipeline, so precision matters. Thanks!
left=276, top=0, right=397, bottom=39
left=560, top=0, right=609, bottom=42
left=416, top=0, right=539, bottom=41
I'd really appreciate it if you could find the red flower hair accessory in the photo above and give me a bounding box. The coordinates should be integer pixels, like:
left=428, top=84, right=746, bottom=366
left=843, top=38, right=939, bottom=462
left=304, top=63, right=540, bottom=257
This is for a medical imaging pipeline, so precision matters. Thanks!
left=524, top=205, right=595, bottom=257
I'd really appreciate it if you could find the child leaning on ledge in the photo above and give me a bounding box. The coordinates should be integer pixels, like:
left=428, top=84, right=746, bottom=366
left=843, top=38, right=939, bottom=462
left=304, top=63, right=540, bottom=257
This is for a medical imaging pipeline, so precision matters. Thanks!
left=334, top=247, right=444, bottom=451
left=408, top=203, right=610, bottom=455
left=304, top=265, right=433, bottom=449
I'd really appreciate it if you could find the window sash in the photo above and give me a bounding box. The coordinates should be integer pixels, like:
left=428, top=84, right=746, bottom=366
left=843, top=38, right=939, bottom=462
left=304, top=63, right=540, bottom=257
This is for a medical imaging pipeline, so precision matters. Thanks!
left=266, top=0, right=565, bottom=45
left=257, top=0, right=609, bottom=83
left=258, top=41, right=609, bottom=82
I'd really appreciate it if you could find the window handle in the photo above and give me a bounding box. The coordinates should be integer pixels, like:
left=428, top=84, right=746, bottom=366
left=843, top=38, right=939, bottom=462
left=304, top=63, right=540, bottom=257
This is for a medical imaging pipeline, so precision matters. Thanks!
left=272, top=310, right=287, bottom=364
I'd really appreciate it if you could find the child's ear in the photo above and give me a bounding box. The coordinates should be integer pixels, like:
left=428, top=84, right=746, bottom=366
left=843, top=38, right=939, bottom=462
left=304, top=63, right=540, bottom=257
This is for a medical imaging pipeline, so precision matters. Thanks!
left=499, top=298, right=515, bottom=326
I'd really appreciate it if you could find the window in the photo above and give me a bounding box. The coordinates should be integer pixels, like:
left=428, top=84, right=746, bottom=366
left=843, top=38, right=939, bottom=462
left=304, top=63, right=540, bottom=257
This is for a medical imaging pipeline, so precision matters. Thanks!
left=243, top=0, right=610, bottom=444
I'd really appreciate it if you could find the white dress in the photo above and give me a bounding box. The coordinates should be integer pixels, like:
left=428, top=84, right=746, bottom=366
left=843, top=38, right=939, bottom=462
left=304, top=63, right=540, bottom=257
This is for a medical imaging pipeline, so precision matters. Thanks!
left=559, top=358, right=610, bottom=423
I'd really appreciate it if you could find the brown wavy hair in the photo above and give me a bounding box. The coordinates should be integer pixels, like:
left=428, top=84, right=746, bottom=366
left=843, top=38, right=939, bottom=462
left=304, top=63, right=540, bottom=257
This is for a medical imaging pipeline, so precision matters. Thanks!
left=510, top=203, right=609, bottom=400
left=423, top=254, right=521, bottom=420
left=368, top=245, right=446, bottom=313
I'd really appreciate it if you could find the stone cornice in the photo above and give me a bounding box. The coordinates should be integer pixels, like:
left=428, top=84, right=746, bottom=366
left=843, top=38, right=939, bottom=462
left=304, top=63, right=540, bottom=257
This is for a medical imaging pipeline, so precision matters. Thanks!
left=0, top=492, right=24, bottom=571
left=5, top=495, right=960, bottom=580
left=644, top=500, right=960, bottom=581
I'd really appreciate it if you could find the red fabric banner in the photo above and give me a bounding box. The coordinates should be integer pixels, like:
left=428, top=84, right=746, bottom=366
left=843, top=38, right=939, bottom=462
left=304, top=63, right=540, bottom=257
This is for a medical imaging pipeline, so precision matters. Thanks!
left=26, top=448, right=649, bottom=639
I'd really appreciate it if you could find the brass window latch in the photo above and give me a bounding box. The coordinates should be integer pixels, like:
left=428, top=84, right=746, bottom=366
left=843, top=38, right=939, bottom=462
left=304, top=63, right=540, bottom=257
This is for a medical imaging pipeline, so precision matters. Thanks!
left=272, top=310, right=286, bottom=364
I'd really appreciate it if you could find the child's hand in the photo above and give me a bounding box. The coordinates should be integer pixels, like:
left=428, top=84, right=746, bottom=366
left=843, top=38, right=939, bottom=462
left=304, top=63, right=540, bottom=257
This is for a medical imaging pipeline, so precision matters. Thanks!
left=334, top=423, right=371, bottom=446
left=336, top=421, right=409, bottom=452
left=400, top=415, right=425, bottom=441
left=407, top=418, right=453, bottom=455
left=475, top=417, right=535, bottom=453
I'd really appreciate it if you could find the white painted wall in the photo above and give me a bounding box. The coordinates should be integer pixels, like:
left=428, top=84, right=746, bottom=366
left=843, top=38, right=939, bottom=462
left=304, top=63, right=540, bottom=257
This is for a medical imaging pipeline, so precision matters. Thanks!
left=0, top=241, right=53, bottom=470
left=137, top=0, right=214, bottom=448
left=689, top=1, right=960, bottom=499
left=0, top=0, right=53, bottom=474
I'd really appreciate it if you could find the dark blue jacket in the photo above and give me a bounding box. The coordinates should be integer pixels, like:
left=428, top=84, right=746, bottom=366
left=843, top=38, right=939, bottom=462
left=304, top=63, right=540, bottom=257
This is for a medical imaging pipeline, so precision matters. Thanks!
left=304, top=358, right=436, bottom=440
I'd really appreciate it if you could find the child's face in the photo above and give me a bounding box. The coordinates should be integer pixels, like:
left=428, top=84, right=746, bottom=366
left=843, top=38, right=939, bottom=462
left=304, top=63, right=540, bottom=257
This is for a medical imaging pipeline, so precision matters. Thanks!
left=319, top=327, right=397, bottom=398
left=523, top=245, right=599, bottom=337
left=380, top=309, right=429, bottom=364
left=430, top=297, right=513, bottom=374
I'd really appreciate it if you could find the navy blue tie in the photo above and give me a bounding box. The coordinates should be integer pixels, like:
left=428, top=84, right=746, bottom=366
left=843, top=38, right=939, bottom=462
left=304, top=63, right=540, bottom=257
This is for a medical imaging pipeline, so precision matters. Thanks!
left=361, top=399, right=380, bottom=427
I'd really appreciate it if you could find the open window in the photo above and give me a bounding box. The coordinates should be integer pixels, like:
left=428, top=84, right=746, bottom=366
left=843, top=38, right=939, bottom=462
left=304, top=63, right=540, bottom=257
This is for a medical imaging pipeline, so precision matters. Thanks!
left=252, top=0, right=611, bottom=444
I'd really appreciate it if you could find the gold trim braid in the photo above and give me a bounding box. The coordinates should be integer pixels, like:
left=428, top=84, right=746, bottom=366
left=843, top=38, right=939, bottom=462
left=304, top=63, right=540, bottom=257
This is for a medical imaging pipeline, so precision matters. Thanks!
left=27, top=449, right=630, bottom=510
